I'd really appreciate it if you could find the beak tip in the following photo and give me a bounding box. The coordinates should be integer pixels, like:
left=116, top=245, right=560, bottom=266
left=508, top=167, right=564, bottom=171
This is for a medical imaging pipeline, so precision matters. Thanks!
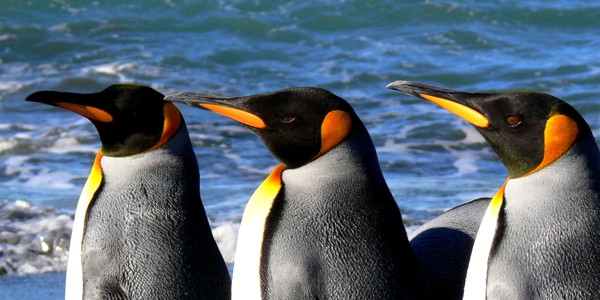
left=386, top=80, right=407, bottom=90
left=386, top=80, right=411, bottom=89
left=163, top=92, right=184, bottom=102
left=164, top=93, right=198, bottom=109
left=386, top=80, right=423, bottom=98
left=25, top=91, right=49, bottom=104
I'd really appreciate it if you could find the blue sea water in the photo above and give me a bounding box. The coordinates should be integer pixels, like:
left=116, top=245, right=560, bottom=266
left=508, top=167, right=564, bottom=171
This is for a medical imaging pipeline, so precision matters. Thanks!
left=1, top=0, right=600, bottom=298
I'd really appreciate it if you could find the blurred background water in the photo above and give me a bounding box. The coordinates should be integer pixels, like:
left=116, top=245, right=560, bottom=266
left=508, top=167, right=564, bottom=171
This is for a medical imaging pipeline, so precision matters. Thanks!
left=1, top=0, right=599, bottom=298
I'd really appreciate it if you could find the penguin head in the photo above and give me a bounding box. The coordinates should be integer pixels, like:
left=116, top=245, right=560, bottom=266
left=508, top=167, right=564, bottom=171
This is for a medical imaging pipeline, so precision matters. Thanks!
left=27, top=84, right=180, bottom=157
left=165, top=87, right=356, bottom=169
left=387, top=81, right=592, bottom=178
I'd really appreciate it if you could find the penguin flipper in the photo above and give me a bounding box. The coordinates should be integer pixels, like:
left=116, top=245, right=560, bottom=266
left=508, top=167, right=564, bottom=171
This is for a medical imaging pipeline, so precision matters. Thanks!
left=410, top=197, right=490, bottom=300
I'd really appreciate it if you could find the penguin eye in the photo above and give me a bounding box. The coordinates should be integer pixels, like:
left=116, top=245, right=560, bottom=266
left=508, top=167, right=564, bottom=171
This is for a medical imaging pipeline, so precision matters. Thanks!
left=280, top=116, right=297, bottom=124
left=504, top=115, right=522, bottom=127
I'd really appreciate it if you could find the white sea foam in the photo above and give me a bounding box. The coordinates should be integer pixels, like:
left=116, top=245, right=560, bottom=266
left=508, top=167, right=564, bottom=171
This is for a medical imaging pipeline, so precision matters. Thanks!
left=44, top=138, right=97, bottom=155
left=0, top=123, right=37, bottom=131
left=451, top=151, right=480, bottom=176
left=23, top=170, right=77, bottom=190
left=460, top=126, right=486, bottom=144
left=0, top=198, right=242, bottom=275
left=2, top=155, right=78, bottom=190
left=592, top=129, right=600, bottom=142
left=0, top=139, right=19, bottom=155
left=0, top=200, right=72, bottom=275
left=236, top=164, right=276, bottom=176
left=404, top=224, right=421, bottom=236
left=82, top=63, right=136, bottom=82
left=212, top=223, right=239, bottom=264
left=0, top=81, right=27, bottom=95
left=0, top=34, right=17, bottom=42
left=378, top=138, right=413, bottom=154
left=88, top=63, right=134, bottom=76
left=49, top=23, right=70, bottom=33
left=3, top=156, right=31, bottom=177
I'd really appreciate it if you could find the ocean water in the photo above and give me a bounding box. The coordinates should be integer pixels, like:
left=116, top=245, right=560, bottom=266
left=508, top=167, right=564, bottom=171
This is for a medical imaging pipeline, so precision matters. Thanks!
left=1, top=0, right=600, bottom=298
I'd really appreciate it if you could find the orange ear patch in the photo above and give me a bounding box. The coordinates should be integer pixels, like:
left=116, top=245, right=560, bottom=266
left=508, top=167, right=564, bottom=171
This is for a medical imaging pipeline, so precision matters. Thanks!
left=316, top=110, right=352, bottom=157
left=200, top=103, right=267, bottom=129
left=148, top=102, right=183, bottom=152
left=56, top=102, right=113, bottom=123
left=525, top=114, right=578, bottom=176
left=420, top=94, right=490, bottom=128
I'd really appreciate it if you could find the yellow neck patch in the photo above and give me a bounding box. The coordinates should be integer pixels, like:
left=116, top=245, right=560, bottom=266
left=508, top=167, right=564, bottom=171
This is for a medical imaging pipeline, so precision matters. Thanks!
left=65, top=150, right=104, bottom=300
left=463, top=179, right=507, bottom=299
left=232, top=164, right=285, bottom=300
left=315, top=110, right=352, bottom=158
left=524, top=114, right=578, bottom=177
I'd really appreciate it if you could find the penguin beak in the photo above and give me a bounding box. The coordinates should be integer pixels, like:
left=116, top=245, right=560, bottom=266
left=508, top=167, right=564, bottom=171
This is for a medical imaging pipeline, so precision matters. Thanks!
left=387, top=81, right=490, bottom=128
left=26, top=91, right=113, bottom=123
left=165, top=92, right=267, bottom=129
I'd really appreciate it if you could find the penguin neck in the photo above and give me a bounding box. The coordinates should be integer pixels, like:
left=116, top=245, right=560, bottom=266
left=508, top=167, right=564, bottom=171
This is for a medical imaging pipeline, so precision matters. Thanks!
left=482, top=137, right=600, bottom=297
left=504, top=136, right=600, bottom=217
left=99, top=103, right=183, bottom=157
left=283, top=121, right=383, bottom=186
left=101, top=122, right=196, bottom=170
left=97, top=124, right=162, bottom=157
left=502, top=137, right=600, bottom=228
left=277, top=123, right=424, bottom=297
left=281, top=121, right=407, bottom=242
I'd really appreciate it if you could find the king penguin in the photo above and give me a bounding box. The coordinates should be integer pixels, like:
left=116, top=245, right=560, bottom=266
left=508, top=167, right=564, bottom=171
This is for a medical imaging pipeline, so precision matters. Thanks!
left=165, top=87, right=430, bottom=299
left=27, top=84, right=230, bottom=299
left=388, top=81, right=600, bottom=299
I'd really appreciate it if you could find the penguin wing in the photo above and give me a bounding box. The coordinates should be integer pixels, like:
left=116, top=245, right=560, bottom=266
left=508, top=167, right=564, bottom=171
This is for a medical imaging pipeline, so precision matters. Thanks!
left=410, top=197, right=490, bottom=300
